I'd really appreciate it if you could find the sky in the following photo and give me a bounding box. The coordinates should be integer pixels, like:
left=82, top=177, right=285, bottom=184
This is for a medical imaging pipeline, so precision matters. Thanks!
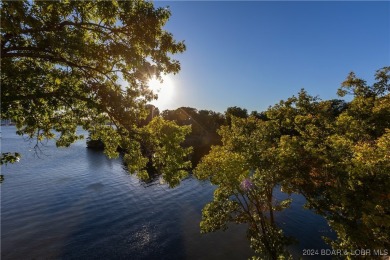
left=152, top=1, right=390, bottom=113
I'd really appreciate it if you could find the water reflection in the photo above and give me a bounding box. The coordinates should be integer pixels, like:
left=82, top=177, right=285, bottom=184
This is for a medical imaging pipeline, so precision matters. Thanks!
left=2, top=127, right=333, bottom=259
left=85, top=148, right=114, bottom=169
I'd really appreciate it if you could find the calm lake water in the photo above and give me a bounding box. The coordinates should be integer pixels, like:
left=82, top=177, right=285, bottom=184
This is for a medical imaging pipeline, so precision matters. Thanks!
left=1, top=126, right=335, bottom=259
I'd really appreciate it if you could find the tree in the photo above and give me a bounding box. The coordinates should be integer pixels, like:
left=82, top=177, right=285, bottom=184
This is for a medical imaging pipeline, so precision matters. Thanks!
left=1, top=1, right=191, bottom=186
left=307, top=67, right=390, bottom=254
left=250, top=110, right=268, bottom=121
left=194, top=116, right=293, bottom=259
left=161, top=107, right=225, bottom=165
left=195, top=67, right=390, bottom=258
left=136, top=117, right=192, bottom=187
left=225, top=106, right=248, bottom=125
left=265, top=68, right=390, bottom=255
left=139, top=104, right=160, bottom=127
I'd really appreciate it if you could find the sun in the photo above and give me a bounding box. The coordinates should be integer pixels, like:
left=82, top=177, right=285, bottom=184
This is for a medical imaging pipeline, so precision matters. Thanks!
left=148, top=74, right=175, bottom=109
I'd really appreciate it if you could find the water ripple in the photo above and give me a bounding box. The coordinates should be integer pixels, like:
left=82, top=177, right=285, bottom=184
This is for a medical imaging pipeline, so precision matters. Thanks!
left=1, top=126, right=333, bottom=260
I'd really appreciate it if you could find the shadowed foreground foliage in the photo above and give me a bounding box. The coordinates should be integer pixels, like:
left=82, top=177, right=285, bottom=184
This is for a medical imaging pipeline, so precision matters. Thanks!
left=1, top=0, right=191, bottom=186
left=1, top=1, right=388, bottom=258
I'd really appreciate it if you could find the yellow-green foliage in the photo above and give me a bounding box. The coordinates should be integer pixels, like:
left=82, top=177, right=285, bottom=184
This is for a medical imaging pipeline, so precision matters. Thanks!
left=195, top=67, right=390, bottom=259
left=1, top=1, right=192, bottom=186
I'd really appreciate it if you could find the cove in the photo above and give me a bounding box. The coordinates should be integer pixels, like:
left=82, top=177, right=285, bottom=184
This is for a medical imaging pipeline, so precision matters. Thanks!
left=1, top=127, right=335, bottom=259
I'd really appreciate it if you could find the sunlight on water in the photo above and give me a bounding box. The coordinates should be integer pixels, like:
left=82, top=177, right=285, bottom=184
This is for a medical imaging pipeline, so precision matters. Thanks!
left=1, top=126, right=333, bottom=259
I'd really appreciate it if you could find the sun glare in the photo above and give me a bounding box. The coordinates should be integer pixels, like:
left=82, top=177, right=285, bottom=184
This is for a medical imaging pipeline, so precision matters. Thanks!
left=148, top=74, right=175, bottom=109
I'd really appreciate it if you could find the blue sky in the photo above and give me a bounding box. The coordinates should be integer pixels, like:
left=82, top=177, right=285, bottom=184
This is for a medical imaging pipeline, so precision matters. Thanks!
left=153, top=1, right=390, bottom=113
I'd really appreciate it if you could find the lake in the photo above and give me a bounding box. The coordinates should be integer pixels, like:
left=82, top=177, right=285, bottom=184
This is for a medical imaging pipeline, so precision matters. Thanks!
left=1, top=126, right=335, bottom=259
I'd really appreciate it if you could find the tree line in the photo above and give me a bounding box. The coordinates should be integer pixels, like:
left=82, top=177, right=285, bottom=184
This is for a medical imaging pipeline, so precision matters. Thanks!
left=1, top=1, right=388, bottom=259
left=100, top=68, right=389, bottom=259
left=140, top=68, right=389, bottom=259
